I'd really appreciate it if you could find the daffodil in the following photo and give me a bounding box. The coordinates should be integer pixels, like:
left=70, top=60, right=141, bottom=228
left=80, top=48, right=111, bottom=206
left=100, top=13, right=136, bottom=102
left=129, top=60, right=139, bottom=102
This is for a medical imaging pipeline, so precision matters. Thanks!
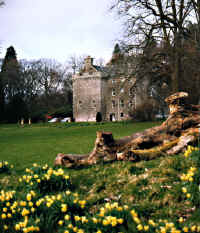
left=61, top=203, right=67, bottom=212
left=66, top=190, right=71, bottom=195
left=179, top=217, right=184, bottom=223
left=102, top=219, right=109, bottom=226
left=130, top=209, right=138, bottom=217
left=1, top=213, right=7, bottom=219
left=73, top=227, right=78, bottom=232
left=92, top=217, right=98, bottom=223
left=191, top=225, right=197, bottom=232
left=68, top=224, right=73, bottom=229
left=77, top=229, right=84, bottom=233
left=182, top=187, right=187, bottom=193
left=3, top=225, right=8, bottom=230
left=137, top=224, right=143, bottom=231
left=160, top=227, right=166, bottom=233
left=65, top=214, right=70, bottom=220
left=21, top=208, right=30, bottom=216
left=58, top=220, right=63, bottom=226
left=148, top=219, right=156, bottom=227
left=81, top=216, right=88, bottom=223
left=26, top=193, right=32, bottom=201
left=183, top=227, right=189, bottom=233
left=117, top=218, right=124, bottom=224
left=186, top=193, right=191, bottom=198
left=74, top=215, right=80, bottom=221
left=15, top=224, right=21, bottom=230
left=133, top=217, right=141, bottom=224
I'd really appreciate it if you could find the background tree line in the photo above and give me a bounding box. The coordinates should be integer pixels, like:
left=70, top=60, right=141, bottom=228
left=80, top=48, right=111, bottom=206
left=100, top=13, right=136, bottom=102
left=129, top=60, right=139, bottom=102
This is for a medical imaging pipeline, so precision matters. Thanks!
left=0, top=47, right=87, bottom=123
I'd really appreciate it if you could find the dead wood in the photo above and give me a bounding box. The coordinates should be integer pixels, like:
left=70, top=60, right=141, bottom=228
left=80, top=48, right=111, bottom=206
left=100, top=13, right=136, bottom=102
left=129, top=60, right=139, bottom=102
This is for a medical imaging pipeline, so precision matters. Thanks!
left=55, top=92, right=200, bottom=167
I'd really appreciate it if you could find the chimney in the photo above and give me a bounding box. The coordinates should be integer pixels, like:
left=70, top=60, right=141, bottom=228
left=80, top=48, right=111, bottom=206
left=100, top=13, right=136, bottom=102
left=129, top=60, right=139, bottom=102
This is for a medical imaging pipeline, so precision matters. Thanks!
left=84, top=56, right=94, bottom=71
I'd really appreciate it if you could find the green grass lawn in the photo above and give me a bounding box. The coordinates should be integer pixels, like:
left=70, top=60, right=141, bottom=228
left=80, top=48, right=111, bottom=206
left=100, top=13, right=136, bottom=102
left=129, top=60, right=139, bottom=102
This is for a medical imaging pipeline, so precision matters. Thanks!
left=0, top=121, right=200, bottom=233
left=0, top=121, right=159, bottom=171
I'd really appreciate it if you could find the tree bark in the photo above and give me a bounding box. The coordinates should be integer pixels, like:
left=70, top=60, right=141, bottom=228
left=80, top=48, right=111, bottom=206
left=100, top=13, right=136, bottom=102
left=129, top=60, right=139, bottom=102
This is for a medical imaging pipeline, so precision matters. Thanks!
left=54, top=92, right=200, bottom=167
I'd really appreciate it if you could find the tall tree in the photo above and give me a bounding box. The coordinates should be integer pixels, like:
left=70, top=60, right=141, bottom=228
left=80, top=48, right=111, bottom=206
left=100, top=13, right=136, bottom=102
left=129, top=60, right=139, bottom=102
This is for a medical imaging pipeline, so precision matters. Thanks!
left=0, top=0, right=5, bottom=121
left=67, top=54, right=86, bottom=75
left=23, top=59, right=73, bottom=120
left=111, top=0, right=197, bottom=92
left=0, top=46, right=23, bottom=122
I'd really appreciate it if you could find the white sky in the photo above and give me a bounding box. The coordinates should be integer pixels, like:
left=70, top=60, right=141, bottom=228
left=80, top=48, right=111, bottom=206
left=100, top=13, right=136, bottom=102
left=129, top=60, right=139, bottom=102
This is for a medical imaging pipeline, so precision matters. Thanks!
left=0, top=0, right=122, bottom=64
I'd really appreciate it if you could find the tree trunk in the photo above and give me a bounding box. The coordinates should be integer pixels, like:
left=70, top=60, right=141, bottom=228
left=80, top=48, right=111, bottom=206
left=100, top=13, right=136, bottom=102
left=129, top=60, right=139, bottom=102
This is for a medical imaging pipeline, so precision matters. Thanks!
left=55, top=92, right=200, bottom=167
left=171, top=34, right=182, bottom=93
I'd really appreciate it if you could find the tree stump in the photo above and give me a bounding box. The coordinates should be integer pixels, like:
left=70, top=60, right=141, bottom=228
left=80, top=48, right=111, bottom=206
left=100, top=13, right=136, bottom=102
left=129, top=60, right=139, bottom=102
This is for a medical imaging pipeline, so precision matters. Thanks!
left=54, top=92, right=200, bottom=167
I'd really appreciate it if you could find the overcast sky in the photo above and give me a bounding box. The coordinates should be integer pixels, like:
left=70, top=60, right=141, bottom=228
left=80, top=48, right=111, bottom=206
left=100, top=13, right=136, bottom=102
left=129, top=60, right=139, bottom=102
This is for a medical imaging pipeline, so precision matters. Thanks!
left=0, top=0, right=122, bottom=64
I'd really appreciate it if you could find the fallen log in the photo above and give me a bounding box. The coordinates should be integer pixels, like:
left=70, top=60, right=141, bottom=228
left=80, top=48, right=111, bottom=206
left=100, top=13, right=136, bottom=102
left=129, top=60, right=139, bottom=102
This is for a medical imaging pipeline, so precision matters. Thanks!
left=54, top=92, right=200, bottom=167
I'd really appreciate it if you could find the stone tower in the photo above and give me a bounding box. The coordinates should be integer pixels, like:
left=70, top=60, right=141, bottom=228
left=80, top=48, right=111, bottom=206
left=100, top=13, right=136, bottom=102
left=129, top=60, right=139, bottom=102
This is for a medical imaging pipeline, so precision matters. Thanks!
left=72, top=56, right=108, bottom=122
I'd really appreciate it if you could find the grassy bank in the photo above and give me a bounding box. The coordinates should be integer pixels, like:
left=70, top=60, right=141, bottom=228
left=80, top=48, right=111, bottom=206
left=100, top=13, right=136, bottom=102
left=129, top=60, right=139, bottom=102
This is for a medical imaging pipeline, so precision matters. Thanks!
left=0, top=121, right=200, bottom=233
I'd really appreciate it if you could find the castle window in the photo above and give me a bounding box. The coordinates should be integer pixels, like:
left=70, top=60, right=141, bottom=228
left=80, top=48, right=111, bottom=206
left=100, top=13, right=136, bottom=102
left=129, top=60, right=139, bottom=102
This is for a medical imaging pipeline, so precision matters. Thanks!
left=129, top=86, right=136, bottom=96
left=79, top=101, right=82, bottom=108
left=120, top=88, right=124, bottom=93
left=120, top=112, right=124, bottom=117
left=93, top=100, right=96, bottom=108
left=129, top=100, right=133, bottom=107
left=112, top=100, right=116, bottom=108
left=112, top=88, right=116, bottom=96
left=120, top=99, right=124, bottom=108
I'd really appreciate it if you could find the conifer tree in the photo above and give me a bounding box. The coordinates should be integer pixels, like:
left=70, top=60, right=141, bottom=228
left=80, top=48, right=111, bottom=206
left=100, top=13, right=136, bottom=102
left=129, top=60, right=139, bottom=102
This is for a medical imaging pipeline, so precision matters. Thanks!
left=0, top=71, right=4, bottom=121
left=0, top=46, right=24, bottom=122
left=113, top=43, right=121, bottom=54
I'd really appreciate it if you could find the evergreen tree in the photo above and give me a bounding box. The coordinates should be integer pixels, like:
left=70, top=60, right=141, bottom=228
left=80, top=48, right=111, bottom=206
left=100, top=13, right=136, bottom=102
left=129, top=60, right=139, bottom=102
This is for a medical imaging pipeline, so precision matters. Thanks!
left=0, top=71, right=4, bottom=121
left=0, top=46, right=24, bottom=122
left=113, top=43, right=121, bottom=54
left=2, top=46, right=17, bottom=69
left=109, top=43, right=124, bottom=65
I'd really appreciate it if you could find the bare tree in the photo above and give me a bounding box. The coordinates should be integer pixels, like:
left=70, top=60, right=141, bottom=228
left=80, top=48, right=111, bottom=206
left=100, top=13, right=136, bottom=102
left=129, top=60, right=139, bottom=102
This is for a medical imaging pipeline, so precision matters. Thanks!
left=67, top=54, right=87, bottom=75
left=111, top=0, right=198, bottom=92
left=33, top=59, right=65, bottom=97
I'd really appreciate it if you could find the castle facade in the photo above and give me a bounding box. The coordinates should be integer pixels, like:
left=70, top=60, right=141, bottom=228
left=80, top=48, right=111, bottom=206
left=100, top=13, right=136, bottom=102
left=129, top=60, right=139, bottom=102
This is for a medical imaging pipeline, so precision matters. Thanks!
left=72, top=55, right=141, bottom=122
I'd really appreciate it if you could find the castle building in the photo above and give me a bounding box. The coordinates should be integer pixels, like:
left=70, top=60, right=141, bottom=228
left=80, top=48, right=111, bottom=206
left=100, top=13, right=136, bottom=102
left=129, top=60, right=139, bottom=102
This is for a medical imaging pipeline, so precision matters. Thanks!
left=72, top=53, right=140, bottom=122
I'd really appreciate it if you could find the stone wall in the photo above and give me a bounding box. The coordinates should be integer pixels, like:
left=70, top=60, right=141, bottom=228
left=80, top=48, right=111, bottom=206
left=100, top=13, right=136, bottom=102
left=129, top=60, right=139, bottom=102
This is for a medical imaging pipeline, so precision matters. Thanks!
left=105, top=77, right=136, bottom=121
left=73, top=72, right=107, bottom=122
